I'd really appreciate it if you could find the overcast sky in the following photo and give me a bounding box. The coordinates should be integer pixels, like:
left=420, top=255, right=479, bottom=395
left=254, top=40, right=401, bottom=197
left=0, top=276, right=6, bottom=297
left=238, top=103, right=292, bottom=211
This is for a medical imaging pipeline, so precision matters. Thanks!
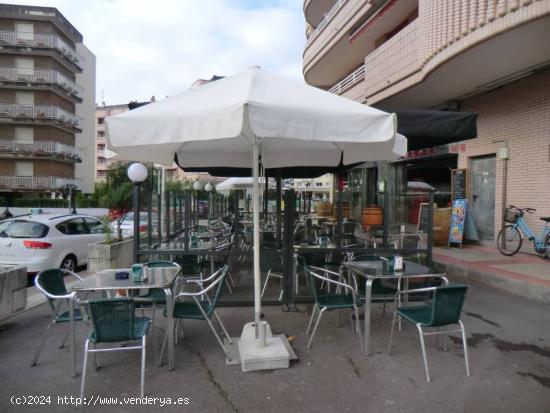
left=3, top=0, right=306, bottom=105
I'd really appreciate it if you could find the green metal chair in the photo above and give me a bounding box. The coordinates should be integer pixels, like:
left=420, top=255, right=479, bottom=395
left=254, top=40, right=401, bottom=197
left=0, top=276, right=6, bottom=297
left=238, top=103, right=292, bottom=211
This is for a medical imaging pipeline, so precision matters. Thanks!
left=159, top=265, right=232, bottom=364
left=305, top=266, right=363, bottom=351
left=351, top=255, right=396, bottom=317
left=134, top=260, right=181, bottom=358
left=80, top=298, right=151, bottom=398
left=31, top=268, right=86, bottom=373
left=260, top=249, right=284, bottom=300
left=387, top=284, right=470, bottom=382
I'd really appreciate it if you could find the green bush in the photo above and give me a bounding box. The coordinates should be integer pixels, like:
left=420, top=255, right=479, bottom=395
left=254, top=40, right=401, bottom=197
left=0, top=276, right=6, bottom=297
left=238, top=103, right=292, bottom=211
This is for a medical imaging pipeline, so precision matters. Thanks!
left=13, top=198, right=68, bottom=208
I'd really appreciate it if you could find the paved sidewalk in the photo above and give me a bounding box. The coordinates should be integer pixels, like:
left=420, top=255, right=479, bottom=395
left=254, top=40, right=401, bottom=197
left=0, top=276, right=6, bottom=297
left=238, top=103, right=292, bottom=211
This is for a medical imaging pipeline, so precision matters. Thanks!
left=433, top=245, right=550, bottom=303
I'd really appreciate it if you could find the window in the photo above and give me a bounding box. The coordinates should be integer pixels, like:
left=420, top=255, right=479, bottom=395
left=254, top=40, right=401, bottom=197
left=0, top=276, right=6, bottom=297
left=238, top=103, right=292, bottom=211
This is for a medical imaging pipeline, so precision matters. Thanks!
left=15, top=162, right=33, bottom=177
left=84, top=217, right=105, bottom=233
left=15, top=127, right=33, bottom=143
left=97, top=131, right=105, bottom=137
left=97, top=117, right=105, bottom=125
left=56, top=218, right=89, bottom=235
left=0, top=220, right=48, bottom=238
left=15, top=91, right=34, bottom=105
left=15, top=22, right=34, bottom=41
left=97, top=144, right=105, bottom=150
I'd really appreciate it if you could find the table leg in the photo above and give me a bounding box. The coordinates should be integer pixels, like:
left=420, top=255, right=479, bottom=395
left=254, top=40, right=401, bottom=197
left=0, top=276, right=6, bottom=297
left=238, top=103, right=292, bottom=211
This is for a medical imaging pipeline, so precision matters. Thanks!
left=363, top=279, right=373, bottom=356
left=164, top=288, right=174, bottom=370
left=69, top=298, right=76, bottom=377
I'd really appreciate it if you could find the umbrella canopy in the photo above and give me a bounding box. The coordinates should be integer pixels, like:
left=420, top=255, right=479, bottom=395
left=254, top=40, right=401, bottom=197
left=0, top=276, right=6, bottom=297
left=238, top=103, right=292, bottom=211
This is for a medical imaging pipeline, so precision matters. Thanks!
left=106, top=67, right=406, bottom=168
left=106, top=66, right=407, bottom=337
left=216, top=177, right=256, bottom=191
left=216, top=177, right=274, bottom=195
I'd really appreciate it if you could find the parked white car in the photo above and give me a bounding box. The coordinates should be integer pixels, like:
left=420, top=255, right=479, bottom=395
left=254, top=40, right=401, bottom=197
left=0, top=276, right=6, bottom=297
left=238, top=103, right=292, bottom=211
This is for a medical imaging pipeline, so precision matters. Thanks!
left=110, top=212, right=157, bottom=239
left=0, top=213, right=107, bottom=274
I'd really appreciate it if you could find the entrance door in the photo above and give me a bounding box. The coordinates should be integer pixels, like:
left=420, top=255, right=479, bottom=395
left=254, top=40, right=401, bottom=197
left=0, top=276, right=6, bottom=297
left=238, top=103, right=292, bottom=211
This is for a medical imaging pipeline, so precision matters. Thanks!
left=471, top=155, right=496, bottom=240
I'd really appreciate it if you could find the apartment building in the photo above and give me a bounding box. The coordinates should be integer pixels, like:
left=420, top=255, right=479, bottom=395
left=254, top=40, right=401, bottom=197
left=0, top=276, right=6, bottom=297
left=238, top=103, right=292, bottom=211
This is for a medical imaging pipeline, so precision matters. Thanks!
left=96, top=100, right=207, bottom=183
left=0, top=4, right=95, bottom=199
left=95, top=103, right=128, bottom=181
left=290, top=174, right=334, bottom=204
left=303, top=0, right=550, bottom=241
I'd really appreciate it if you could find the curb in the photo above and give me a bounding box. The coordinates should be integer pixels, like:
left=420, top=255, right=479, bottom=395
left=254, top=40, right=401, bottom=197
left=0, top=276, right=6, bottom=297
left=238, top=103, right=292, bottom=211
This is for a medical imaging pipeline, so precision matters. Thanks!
left=433, top=259, right=550, bottom=304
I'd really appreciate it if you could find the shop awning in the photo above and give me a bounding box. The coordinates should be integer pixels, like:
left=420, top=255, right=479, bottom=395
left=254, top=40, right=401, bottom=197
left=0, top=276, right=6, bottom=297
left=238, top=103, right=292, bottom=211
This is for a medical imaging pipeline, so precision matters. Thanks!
left=387, top=108, right=478, bottom=150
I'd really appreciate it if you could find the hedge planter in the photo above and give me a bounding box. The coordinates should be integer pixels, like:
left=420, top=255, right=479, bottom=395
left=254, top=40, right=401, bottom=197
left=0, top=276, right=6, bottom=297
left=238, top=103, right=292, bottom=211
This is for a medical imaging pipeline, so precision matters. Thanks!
left=0, top=264, right=27, bottom=320
left=88, top=239, right=134, bottom=273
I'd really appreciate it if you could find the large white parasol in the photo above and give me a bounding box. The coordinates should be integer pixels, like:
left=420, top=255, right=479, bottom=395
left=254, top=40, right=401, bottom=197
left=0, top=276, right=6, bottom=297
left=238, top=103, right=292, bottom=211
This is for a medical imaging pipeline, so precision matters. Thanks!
left=106, top=66, right=406, bottom=368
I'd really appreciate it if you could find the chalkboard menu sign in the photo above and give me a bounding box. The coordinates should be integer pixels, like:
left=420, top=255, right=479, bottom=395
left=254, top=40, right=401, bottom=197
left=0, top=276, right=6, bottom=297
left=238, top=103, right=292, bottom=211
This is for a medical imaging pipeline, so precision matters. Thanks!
left=417, top=203, right=430, bottom=234
left=451, top=169, right=467, bottom=200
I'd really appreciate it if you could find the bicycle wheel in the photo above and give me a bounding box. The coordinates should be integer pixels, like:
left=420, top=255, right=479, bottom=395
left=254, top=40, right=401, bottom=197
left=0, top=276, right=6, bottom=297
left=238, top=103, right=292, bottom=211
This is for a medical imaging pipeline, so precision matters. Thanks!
left=544, top=234, right=550, bottom=259
left=497, top=225, right=522, bottom=256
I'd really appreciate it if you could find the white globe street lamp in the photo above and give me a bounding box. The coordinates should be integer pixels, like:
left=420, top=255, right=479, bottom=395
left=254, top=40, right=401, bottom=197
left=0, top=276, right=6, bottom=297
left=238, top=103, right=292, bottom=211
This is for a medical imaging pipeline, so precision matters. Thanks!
left=127, top=162, right=148, bottom=263
left=127, top=162, right=148, bottom=184
left=193, top=180, right=203, bottom=191
left=204, top=182, right=213, bottom=192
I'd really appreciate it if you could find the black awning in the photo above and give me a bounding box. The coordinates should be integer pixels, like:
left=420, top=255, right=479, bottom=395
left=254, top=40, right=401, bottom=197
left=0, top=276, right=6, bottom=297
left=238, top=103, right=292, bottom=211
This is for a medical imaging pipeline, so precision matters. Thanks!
left=388, top=108, right=477, bottom=150
left=176, top=155, right=360, bottom=179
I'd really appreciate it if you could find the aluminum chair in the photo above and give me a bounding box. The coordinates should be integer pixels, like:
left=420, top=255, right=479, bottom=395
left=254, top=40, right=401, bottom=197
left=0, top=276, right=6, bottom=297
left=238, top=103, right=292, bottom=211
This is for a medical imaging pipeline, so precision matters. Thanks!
left=31, top=268, right=86, bottom=375
left=260, top=249, right=284, bottom=300
left=387, top=284, right=470, bottom=382
left=134, top=261, right=181, bottom=357
left=305, top=266, right=363, bottom=351
left=80, top=299, right=150, bottom=397
left=159, top=265, right=232, bottom=363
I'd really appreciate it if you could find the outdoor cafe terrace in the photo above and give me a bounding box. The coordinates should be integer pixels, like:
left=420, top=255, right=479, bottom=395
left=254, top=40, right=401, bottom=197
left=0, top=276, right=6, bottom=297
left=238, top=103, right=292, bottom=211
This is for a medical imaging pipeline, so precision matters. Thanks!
left=1, top=197, right=550, bottom=412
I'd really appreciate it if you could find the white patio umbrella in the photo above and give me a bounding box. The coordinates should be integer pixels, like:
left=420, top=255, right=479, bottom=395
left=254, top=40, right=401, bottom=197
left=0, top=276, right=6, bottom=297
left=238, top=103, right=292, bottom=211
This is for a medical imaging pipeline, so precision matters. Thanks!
left=106, top=67, right=407, bottom=356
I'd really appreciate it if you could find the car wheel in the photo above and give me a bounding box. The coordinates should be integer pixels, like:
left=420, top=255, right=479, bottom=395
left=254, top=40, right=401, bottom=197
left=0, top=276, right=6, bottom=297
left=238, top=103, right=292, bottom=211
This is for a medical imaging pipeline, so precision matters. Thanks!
left=60, top=255, right=77, bottom=272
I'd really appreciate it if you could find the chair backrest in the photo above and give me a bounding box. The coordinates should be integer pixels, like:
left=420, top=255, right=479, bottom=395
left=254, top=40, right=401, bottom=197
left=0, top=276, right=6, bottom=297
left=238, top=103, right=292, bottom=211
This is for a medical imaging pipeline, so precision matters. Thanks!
left=260, top=249, right=282, bottom=272
left=88, top=298, right=136, bottom=343
left=144, top=260, right=180, bottom=268
left=304, top=266, right=323, bottom=304
left=35, top=268, right=68, bottom=297
left=343, top=222, right=356, bottom=234
left=35, top=269, right=69, bottom=312
left=301, top=251, right=326, bottom=267
left=198, top=265, right=228, bottom=317
left=429, top=285, right=468, bottom=327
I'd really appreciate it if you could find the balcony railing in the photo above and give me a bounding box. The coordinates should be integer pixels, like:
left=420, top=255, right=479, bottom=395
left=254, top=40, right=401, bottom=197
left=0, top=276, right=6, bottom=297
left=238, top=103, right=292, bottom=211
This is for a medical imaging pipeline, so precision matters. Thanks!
left=0, top=31, right=83, bottom=69
left=0, top=175, right=79, bottom=190
left=0, top=140, right=81, bottom=161
left=0, top=67, right=83, bottom=99
left=0, top=104, right=81, bottom=129
left=329, top=64, right=366, bottom=94
left=305, top=0, right=347, bottom=45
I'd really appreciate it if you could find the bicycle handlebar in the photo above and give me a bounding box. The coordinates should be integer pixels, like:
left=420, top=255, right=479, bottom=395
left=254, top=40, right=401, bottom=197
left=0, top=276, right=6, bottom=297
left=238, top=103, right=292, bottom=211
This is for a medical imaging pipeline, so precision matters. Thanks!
left=508, top=205, right=536, bottom=213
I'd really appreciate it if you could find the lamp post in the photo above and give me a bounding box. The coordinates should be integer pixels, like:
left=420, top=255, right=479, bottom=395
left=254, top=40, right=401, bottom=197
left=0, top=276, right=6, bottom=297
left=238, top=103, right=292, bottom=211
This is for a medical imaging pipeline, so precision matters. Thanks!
left=193, top=180, right=202, bottom=227
left=205, top=182, right=213, bottom=226
left=128, top=162, right=148, bottom=263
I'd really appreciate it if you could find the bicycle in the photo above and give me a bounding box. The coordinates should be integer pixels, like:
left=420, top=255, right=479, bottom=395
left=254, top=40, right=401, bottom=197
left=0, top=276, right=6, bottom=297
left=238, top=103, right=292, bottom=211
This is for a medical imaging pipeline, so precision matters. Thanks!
left=497, top=205, right=550, bottom=257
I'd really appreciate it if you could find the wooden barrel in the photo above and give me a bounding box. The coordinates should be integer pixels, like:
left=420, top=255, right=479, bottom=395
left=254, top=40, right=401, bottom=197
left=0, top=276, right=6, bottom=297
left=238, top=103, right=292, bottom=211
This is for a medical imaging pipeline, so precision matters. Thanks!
left=361, top=205, right=383, bottom=228
left=433, top=207, right=451, bottom=245
left=316, top=202, right=332, bottom=217
left=332, top=201, right=350, bottom=219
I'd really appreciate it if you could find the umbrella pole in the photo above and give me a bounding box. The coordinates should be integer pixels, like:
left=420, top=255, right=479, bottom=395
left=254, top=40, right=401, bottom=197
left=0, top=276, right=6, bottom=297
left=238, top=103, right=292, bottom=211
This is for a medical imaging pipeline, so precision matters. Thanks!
left=252, top=139, right=262, bottom=332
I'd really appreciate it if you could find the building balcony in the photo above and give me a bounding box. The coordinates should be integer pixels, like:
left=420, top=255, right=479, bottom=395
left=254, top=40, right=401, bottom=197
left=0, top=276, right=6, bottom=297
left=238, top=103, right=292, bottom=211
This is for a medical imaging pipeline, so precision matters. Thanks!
left=328, top=64, right=366, bottom=101
left=0, top=67, right=83, bottom=100
left=0, top=31, right=83, bottom=70
left=0, top=175, right=79, bottom=191
left=363, top=18, right=419, bottom=100
left=304, top=0, right=412, bottom=88
left=0, top=103, right=82, bottom=131
left=305, top=0, right=348, bottom=47
left=362, top=0, right=550, bottom=107
left=0, top=140, right=81, bottom=162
